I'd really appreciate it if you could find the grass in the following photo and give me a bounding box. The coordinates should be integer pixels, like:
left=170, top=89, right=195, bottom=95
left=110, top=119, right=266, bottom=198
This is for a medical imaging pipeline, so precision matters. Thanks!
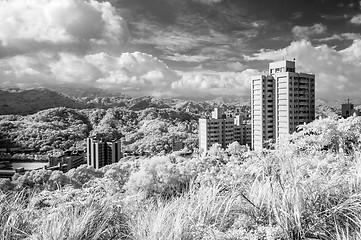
left=2, top=149, right=361, bottom=239
left=127, top=184, right=243, bottom=240
left=0, top=190, right=130, bottom=240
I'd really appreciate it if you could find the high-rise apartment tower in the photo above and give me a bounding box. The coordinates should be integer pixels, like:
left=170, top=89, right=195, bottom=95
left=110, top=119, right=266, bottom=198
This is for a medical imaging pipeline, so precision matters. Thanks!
left=86, top=138, right=122, bottom=169
left=251, top=60, right=315, bottom=150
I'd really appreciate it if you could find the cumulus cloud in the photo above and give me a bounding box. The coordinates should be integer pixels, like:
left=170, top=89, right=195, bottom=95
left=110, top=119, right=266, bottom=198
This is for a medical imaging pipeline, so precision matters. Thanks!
left=0, top=0, right=263, bottom=99
left=0, top=50, right=261, bottom=98
left=292, top=23, right=327, bottom=39
left=0, top=51, right=179, bottom=96
left=350, top=14, right=361, bottom=24
left=0, top=0, right=130, bottom=56
left=245, top=39, right=361, bottom=99
left=172, top=69, right=261, bottom=98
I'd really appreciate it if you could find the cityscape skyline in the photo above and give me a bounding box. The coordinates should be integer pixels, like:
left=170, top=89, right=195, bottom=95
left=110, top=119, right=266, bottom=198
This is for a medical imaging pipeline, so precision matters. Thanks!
left=0, top=0, right=361, bottom=100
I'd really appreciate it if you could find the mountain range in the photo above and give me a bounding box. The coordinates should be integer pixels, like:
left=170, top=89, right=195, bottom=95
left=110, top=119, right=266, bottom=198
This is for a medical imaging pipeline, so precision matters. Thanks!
left=0, top=87, right=249, bottom=115
left=0, top=87, right=347, bottom=116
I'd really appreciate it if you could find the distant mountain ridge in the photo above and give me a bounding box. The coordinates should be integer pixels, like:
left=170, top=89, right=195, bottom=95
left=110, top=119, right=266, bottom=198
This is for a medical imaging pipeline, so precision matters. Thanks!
left=0, top=87, right=346, bottom=116
left=0, top=87, right=224, bottom=115
left=0, top=88, right=87, bottom=115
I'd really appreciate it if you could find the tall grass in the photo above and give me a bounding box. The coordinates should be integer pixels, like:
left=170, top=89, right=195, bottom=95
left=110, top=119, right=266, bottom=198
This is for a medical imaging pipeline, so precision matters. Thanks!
left=3, top=148, right=361, bottom=239
left=126, top=184, right=282, bottom=240
left=29, top=203, right=129, bottom=240
left=0, top=190, right=130, bottom=240
left=0, top=191, right=33, bottom=239
left=248, top=149, right=361, bottom=239
left=127, top=184, right=238, bottom=240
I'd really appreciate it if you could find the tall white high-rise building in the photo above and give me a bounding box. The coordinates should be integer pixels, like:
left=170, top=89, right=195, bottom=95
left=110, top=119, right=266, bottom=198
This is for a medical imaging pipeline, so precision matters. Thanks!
left=251, top=60, right=315, bottom=150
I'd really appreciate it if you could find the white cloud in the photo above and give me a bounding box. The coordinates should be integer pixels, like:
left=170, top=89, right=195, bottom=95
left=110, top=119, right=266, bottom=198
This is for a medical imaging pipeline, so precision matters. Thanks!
left=245, top=39, right=361, bottom=99
left=92, top=52, right=180, bottom=96
left=0, top=0, right=130, bottom=55
left=0, top=52, right=179, bottom=96
left=0, top=50, right=261, bottom=98
left=350, top=14, right=361, bottom=24
left=226, top=62, right=246, bottom=71
left=292, top=23, right=327, bottom=39
left=319, top=33, right=361, bottom=42
left=172, top=69, right=261, bottom=98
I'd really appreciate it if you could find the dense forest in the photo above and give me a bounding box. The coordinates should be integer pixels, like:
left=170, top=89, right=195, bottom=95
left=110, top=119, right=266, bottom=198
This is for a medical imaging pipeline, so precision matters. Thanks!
left=0, top=88, right=253, bottom=156
left=0, top=107, right=200, bottom=154
left=1, top=116, right=361, bottom=239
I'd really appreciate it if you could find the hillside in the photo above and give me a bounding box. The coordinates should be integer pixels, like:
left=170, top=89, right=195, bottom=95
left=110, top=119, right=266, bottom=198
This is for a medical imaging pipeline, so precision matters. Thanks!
left=0, top=88, right=87, bottom=115
left=0, top=106, right=199, bottom=153
left=0, top=87, right=227, bottom=115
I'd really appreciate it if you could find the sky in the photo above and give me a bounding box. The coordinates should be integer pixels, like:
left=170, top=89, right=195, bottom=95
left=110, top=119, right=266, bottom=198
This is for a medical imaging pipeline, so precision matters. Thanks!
left=1, top=0, right=361, bottom=100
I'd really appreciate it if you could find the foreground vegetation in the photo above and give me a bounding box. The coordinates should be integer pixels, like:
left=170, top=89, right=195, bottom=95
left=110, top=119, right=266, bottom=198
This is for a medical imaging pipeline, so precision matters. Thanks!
left=1, top=116, right=361, bottom=239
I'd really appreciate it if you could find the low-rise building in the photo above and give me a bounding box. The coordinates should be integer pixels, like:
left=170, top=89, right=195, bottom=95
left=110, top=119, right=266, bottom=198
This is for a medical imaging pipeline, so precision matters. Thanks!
left=48, top=150, right=85, bottom=172
left=342, top=100, right=360, bottom=118
left=199, top=108, right=250, bottom=153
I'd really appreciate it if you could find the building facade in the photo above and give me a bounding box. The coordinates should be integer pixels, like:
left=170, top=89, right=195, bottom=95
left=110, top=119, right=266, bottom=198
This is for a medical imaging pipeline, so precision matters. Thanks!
left=251, top=60, right=315, bottom=151
left=342, top=100, right=360, bottom=118
left=49, top=151, right=85, bottom=172
left=86, top=138, right=122, bottom=169
left=199, top=108, right=250, bottom=153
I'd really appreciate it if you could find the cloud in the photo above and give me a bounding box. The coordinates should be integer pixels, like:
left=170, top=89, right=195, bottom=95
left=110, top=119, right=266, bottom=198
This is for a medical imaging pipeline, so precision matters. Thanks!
left=0, top=0, right=130, bottom=56
left=292, top=23, right=327, bottom=39
left=245, top=39, right=361, bottom=99
left=319, top=33, right=361, bottom=42
left=164, top=54, right=210, bottom=62
left=0, top=51, right=179, bottom=96
left=192, top=0, right=223, bottom=4
left=226, top=62, right=247, bottom=71
left=350, top=14, right=361, bottom=24
left=132, top=23, right=230, bottom=55
left=0, top=50, right=261, bottom=98
left=172, top=69, right=261, bottom=98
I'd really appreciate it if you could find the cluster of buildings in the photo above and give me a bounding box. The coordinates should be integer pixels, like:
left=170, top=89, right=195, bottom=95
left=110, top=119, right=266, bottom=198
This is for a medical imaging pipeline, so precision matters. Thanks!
left=199, top=60, right=316, bottom=152
left=199, top=108, right=251, bottom=153
left=48, top=150, right=85, bottom=172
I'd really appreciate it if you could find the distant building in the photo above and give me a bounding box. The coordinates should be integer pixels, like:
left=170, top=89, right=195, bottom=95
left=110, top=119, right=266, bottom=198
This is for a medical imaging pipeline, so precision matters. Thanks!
left=49, top=151, right=85, bottom=172
left=86, top=138, right=122, bottom=169
left=199, top=108, right=250, bottom=153
left=234, top=115, right=251, bottom=146
left=342, top=100, right=360, bottom=118
left=251, top=60, right=315, bottom=151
